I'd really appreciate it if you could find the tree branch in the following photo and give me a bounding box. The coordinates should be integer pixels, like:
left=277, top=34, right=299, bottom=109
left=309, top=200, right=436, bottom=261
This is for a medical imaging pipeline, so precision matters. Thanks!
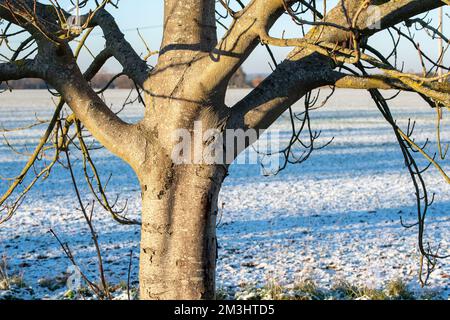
left=198, top=0, right=300, bottom=91
left=90, top=9, right=150, bottom=88
left=48, top=63, right=145, bottom=167
left=0, top=1, right=149, bottom=86
left=83, top=48, right=113, bottom=82
left=0, top=0, right=74, bottom=44
left=228, top=50, right=334, bottom=131
left=0, top=59, right=39, bottom=81
left=333, top=73, right=450, bottom=94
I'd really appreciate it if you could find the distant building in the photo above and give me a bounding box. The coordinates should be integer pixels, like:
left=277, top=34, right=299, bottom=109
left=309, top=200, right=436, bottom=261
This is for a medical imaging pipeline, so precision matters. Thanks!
left=251, top=76, right=265, bottom=88
left=228, top=67, right=250, bottom=88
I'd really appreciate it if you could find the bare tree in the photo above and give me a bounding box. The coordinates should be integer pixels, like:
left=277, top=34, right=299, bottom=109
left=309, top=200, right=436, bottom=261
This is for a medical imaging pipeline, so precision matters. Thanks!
left=0, top=0, right=449, bottom=299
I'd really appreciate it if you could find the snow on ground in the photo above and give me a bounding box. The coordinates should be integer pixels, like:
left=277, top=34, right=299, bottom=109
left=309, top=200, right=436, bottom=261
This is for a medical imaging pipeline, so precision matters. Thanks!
left=0, top=89, right=448, bottom=299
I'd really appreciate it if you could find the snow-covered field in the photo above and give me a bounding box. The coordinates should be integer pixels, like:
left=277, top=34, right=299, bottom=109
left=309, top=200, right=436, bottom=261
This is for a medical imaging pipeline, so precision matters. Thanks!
left=0, top=89, right=448, bottom=300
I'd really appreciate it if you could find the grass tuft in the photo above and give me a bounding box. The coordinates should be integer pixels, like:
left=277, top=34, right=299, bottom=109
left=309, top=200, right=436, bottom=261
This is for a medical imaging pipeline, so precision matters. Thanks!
left=386, top=279, right=414, bottom=300
left=0, top=256, right=27, bottom=290
left=332, top=280, right=387, bottom=300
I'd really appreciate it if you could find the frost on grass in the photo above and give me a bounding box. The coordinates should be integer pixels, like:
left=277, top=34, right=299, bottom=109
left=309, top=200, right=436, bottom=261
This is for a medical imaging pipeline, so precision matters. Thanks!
left=230, top=278, right=441, bottom=300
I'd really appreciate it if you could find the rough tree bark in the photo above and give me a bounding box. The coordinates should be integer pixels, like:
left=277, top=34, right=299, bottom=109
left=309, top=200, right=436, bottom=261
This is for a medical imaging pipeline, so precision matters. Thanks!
left=0, top=0, right=449, bottom=300
left=139, top=164, right=227, bottom=299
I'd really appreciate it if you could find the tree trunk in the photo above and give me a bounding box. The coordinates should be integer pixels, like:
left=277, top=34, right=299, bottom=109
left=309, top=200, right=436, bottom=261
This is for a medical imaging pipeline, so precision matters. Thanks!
left=138, top=162, right=227, bottom=300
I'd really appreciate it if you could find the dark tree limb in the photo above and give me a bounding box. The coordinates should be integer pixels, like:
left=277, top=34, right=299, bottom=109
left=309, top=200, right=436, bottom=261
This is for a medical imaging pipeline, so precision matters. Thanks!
left=0, top=59, right=39, bottom=81
left=90, top=9, right=150, bottom=88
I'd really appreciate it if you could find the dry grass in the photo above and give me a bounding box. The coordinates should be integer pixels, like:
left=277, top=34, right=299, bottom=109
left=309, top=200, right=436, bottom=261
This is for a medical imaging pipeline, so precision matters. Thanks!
left=231, top=278, right=427, bottom=300
left=0, top=256, right=26, bottom=290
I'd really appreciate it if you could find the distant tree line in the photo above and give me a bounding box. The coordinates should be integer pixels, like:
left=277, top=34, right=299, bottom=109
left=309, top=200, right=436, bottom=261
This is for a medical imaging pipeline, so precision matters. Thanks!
left=0, top=68, right=260, bottom=90
left=0, top=73, right=135, bottom=90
